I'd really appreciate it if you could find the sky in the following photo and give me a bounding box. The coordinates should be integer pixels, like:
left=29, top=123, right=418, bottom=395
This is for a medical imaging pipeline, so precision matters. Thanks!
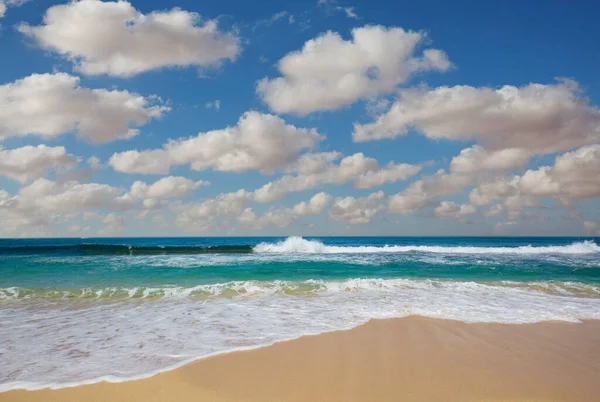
left=0, top=0, right=599, bottom=237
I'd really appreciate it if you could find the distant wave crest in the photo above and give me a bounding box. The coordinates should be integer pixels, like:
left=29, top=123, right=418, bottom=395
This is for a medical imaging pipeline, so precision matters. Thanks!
left=254, top=237, right=600, bottom=255
left=0, top=244, right=254, bottom=255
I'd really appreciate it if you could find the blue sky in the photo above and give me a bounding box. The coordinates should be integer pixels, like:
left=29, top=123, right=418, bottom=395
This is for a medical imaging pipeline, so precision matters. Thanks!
left=0, top=0, right=599, bottom=237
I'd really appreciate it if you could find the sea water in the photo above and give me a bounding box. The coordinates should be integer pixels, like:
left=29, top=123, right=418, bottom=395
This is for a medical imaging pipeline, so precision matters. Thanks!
left=1, top=236, right=599, bottom=391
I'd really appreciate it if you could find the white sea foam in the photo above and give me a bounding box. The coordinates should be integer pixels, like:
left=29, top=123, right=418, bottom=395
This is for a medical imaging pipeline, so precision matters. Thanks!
left=2, top=277, right=600, bottom=392
left=2, top=279, right=600, bottom=301
left=254, top=237, right=600, bottom=255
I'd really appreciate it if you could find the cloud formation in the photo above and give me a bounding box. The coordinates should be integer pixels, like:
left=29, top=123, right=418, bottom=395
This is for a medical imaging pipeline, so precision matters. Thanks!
left=329, top=191, right=385, bottom=224
left=109, top=111, right=323, bottom=174
left=19, top=0, right=241, bottom=77
left=469, top=145, right=600, bottom=217
left=257, top=25, right=451, bottom=115
left=433, top=201, right=476, bottom=219
left=238, top=192, right=331, bottom=229
left=0, top=178, right=127, bottom=235
left=354, top=80, right=600, bottom=157
left=0, top=0, right=26, bottom=20
left=0, top=73, right=167, bottom=143
left=0, top=145, right=77, bottom=183
left=253, top=152, right=421, bottom=202
left=127, top=176, right=209, bottom=200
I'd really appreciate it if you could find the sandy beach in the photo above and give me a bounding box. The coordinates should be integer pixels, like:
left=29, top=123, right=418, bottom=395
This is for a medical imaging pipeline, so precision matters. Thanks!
left=2, top=316, right=599, bottom=402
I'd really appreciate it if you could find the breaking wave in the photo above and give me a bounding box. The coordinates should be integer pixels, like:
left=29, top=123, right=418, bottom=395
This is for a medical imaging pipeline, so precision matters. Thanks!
left=2, top=278, right=599, bottom=301
left=254, top=237, right=600, bottom=255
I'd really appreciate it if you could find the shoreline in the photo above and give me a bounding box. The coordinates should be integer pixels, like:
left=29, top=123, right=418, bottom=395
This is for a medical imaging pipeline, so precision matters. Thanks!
left=2, top=316, right=600, bottom=401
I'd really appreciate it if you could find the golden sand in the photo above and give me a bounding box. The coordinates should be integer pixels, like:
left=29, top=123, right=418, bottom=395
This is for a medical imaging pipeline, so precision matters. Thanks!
left=2, top=316, right=600, bottom=402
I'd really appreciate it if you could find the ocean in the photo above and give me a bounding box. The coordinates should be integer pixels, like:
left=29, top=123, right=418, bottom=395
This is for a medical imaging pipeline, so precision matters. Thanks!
left=1, top=236, right=599, bottom=391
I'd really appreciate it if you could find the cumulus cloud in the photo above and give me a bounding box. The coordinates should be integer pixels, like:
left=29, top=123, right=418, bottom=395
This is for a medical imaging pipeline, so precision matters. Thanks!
left=370, top=80, right=600, bottom=219
left=238, top=192, right=332, bottom=229
left=110, top=111, right=323, bottom=174
left=237, top=207, right=296, bottom=229
left=353, top=80, right=600, bottom=157
left=0, top=145, right=77, bottom=183
left=329, top=191, right=385, bottom=224
left=388, top=168, right=476, bottom=216
left=99, top=213, right=124, bottom=235
left=469, top=145, right=600, bottom=216
left=108, top=149, right=171, bottom=175
left=127, top=176, right=209, bottom=200
left=253, top=152, right=421, bottom=202
left=0, top=178, right=130, bottom=234
left=0, top=73, right=167, bottom=143
left=171, top=189, right=252, bottom=230
left=170, top=189, right=333, bottom=231
left=292, top=192, right=332, bottom=215
left=484, top=204, right=504, bottom=217
left=433, top=201, right=476, bottom=219
left=257, top=25, right=451, bottom=115
left=19, top=0, right=241, bottom=77
left=449, top=145, right=530, bottom=174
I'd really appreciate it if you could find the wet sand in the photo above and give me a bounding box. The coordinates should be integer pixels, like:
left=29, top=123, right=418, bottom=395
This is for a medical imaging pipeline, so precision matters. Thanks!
left=2, top=316, right=600, bottom=402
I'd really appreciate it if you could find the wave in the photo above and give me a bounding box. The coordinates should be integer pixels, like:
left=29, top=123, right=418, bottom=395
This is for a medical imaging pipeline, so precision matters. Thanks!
left=2, top=279, right=599, bottom=301
left=1, top=237, right=598, bottom=256
left=0, top=244, right=254, bottom=255
left=254, top=237, right=600, bottom=255
left=2, top=277, right=600, bottom=392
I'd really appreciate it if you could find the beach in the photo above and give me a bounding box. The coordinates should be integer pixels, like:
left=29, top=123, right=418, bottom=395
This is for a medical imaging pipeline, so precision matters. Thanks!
left=2, top=316, right=600, bottom=402
left=1, top=237, right=600, bottom=397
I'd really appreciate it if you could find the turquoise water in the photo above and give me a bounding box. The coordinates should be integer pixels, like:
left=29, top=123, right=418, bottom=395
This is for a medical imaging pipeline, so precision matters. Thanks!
left=1, top=236, right=600, bottom=390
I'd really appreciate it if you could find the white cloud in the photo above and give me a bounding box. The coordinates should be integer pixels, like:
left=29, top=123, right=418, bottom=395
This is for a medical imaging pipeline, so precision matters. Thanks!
left=469, top=145, right=600, bottom=215
left=449, top=145, right=530, bottom=174
left=171, top=189, right=252, bottom=230
left=340, top=7, right=359, bottom=19
left=354, top=160, right=422, bottom=189
left=0, top=73, right=167, bottom=143
left=110, top=111, right=323, bottom=174
left=292, top=192, right=332, bottom=215
left=253, top=11, right=294, bottom=31
left=371, top=81, right=600, bottom=219
left=0, top=145, right=77, bottom=183
left=108, top=149, right=171, bottom=175
left=205, top=100, right=220, bottom=111
left=253, top=152, right=421, bottom=202
left=317, top=0, right=359, bottom=19
left=584, top=221, right=600, bottom=236
left=237, top=192, right=332, bottom=229
left=484, top=204, right=504, bottom=217
left=0, top=178, right=130, bottom=234
left=19, top=0, right=241, bottom=77
left=127, top=176, right=209, bottom=200
left=237, top=207, right=296, bottom=229
left=99, top=213, right=125, bottom=235
left=16, top=179, right=126, bottom=212
left=353, top=80, right=600, bottom=157
left=329, top=191, right=385, bottom=224
left=388, top=168, right=475, bottom=215
left=257, top=25, right=451, bottom=115
left=433, top=201, right=476, bottom=219
left=0, top=0, right=27, bottom=20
